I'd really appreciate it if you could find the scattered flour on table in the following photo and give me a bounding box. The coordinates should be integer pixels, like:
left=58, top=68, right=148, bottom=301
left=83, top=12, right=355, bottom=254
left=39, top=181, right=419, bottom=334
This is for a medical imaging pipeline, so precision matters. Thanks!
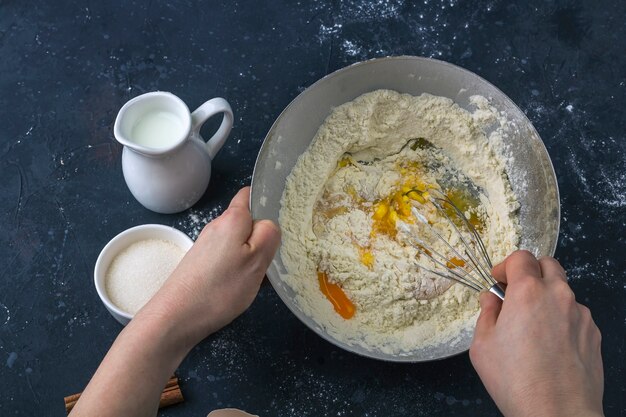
left=105, top=239, right=185, bottom=314
left=177, top=206, right=224, bottom=240
left=279, top=90, right=520, bottom=355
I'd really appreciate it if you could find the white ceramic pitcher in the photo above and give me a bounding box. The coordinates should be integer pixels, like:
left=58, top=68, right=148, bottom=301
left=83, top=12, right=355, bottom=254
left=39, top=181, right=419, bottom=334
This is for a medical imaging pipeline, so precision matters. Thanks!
left=113, top=92, right=233, bottom=214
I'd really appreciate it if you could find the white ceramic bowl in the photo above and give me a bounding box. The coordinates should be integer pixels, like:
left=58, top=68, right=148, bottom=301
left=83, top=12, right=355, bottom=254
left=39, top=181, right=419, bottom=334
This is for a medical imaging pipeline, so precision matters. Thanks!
left=94, top=224, right=194, bottom=325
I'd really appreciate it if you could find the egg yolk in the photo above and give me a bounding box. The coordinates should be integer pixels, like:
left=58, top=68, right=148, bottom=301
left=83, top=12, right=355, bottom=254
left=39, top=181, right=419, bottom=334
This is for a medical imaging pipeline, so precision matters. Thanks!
left=371, top=163, right=432, bottom=239
left=318, top=271, right=356, bottom=319
left=446, top=257, right=466, bottom=269
left=357, top=246, right=375, bottom=269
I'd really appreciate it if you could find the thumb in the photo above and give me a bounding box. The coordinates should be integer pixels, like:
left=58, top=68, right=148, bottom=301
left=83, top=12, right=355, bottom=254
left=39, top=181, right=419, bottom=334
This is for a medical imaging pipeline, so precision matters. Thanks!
left=248, top=219, right=281, bottom=262
left=474, top=291, right=502, bottom=339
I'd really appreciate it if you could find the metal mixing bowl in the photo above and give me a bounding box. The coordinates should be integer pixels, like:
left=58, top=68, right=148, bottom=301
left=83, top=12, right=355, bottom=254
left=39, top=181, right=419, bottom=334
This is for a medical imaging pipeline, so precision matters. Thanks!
left=251, top=56, right=559, bottom=362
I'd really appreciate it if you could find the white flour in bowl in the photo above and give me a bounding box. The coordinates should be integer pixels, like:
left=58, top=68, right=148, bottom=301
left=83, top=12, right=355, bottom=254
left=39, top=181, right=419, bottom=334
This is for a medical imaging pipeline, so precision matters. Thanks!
left=279, top=90, right=520, bottom=355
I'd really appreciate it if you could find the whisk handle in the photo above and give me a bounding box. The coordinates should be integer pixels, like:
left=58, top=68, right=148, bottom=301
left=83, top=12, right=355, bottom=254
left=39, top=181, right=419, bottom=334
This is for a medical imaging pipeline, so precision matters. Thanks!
left=488, top=283, right=506, bottom=300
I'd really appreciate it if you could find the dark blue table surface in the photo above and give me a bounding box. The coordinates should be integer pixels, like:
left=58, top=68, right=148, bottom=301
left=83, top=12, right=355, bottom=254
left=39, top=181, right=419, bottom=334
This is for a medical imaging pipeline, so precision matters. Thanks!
left=1, top=0, right=624, bottom=416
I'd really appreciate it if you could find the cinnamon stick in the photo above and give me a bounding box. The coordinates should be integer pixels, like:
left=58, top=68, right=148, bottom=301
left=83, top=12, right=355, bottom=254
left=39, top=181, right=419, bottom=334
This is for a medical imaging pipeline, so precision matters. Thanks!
left=64, top=376, right=183, bottom=414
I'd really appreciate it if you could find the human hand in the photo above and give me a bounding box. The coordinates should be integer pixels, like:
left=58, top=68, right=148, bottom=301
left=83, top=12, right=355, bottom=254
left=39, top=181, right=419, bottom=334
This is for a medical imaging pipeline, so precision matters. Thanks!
left=142, top=186, right=281, bottom=347
left=70, top=188, right=279, bottom=417
left=469, top=251, right=604, bottom=417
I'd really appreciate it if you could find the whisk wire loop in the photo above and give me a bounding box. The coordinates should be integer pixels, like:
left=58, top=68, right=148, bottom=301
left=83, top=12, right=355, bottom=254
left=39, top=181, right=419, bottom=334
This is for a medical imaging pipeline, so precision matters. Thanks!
left=407, top=208, right=489, bottom=291
left=428, top=201, right=494, bottom=288
left=399, top=187, right=505, bottom=300
left=400, top=223, right=485, bottom=292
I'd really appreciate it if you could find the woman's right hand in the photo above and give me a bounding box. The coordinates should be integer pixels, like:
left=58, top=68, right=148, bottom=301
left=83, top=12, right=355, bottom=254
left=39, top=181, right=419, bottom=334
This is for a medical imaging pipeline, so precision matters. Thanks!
left=470, top=251, right=604, bottom=417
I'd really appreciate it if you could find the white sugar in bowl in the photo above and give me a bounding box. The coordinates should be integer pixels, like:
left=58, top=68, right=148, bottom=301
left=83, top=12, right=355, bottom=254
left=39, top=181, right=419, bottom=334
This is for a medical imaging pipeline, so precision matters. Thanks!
left=94, top=224, right=193, bottom=325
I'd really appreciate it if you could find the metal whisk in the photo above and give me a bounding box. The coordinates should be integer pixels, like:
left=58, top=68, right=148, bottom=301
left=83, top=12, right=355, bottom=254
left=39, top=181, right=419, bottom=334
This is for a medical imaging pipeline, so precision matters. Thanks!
left=397, top=188, right=506, bottom=300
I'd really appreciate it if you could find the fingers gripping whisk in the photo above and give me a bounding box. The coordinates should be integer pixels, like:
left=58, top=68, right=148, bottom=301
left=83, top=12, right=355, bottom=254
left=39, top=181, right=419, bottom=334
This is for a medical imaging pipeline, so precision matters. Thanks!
left=397, top=188, right=506, bottom=300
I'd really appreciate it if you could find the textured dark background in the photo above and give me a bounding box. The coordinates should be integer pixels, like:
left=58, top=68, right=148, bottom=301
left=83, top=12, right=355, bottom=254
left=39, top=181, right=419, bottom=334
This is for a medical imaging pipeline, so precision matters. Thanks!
left=1, top=0, right=624, bottom=416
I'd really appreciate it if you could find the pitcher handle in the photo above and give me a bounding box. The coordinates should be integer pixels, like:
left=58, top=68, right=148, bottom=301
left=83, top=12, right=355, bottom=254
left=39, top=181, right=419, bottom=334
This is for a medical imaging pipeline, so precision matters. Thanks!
left=190, top=98, right=234, bottom=160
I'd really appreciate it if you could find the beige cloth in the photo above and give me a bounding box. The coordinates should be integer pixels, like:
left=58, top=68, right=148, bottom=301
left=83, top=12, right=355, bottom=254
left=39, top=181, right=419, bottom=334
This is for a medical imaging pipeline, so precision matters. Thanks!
left=207, top=409, right=258, bottom=417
